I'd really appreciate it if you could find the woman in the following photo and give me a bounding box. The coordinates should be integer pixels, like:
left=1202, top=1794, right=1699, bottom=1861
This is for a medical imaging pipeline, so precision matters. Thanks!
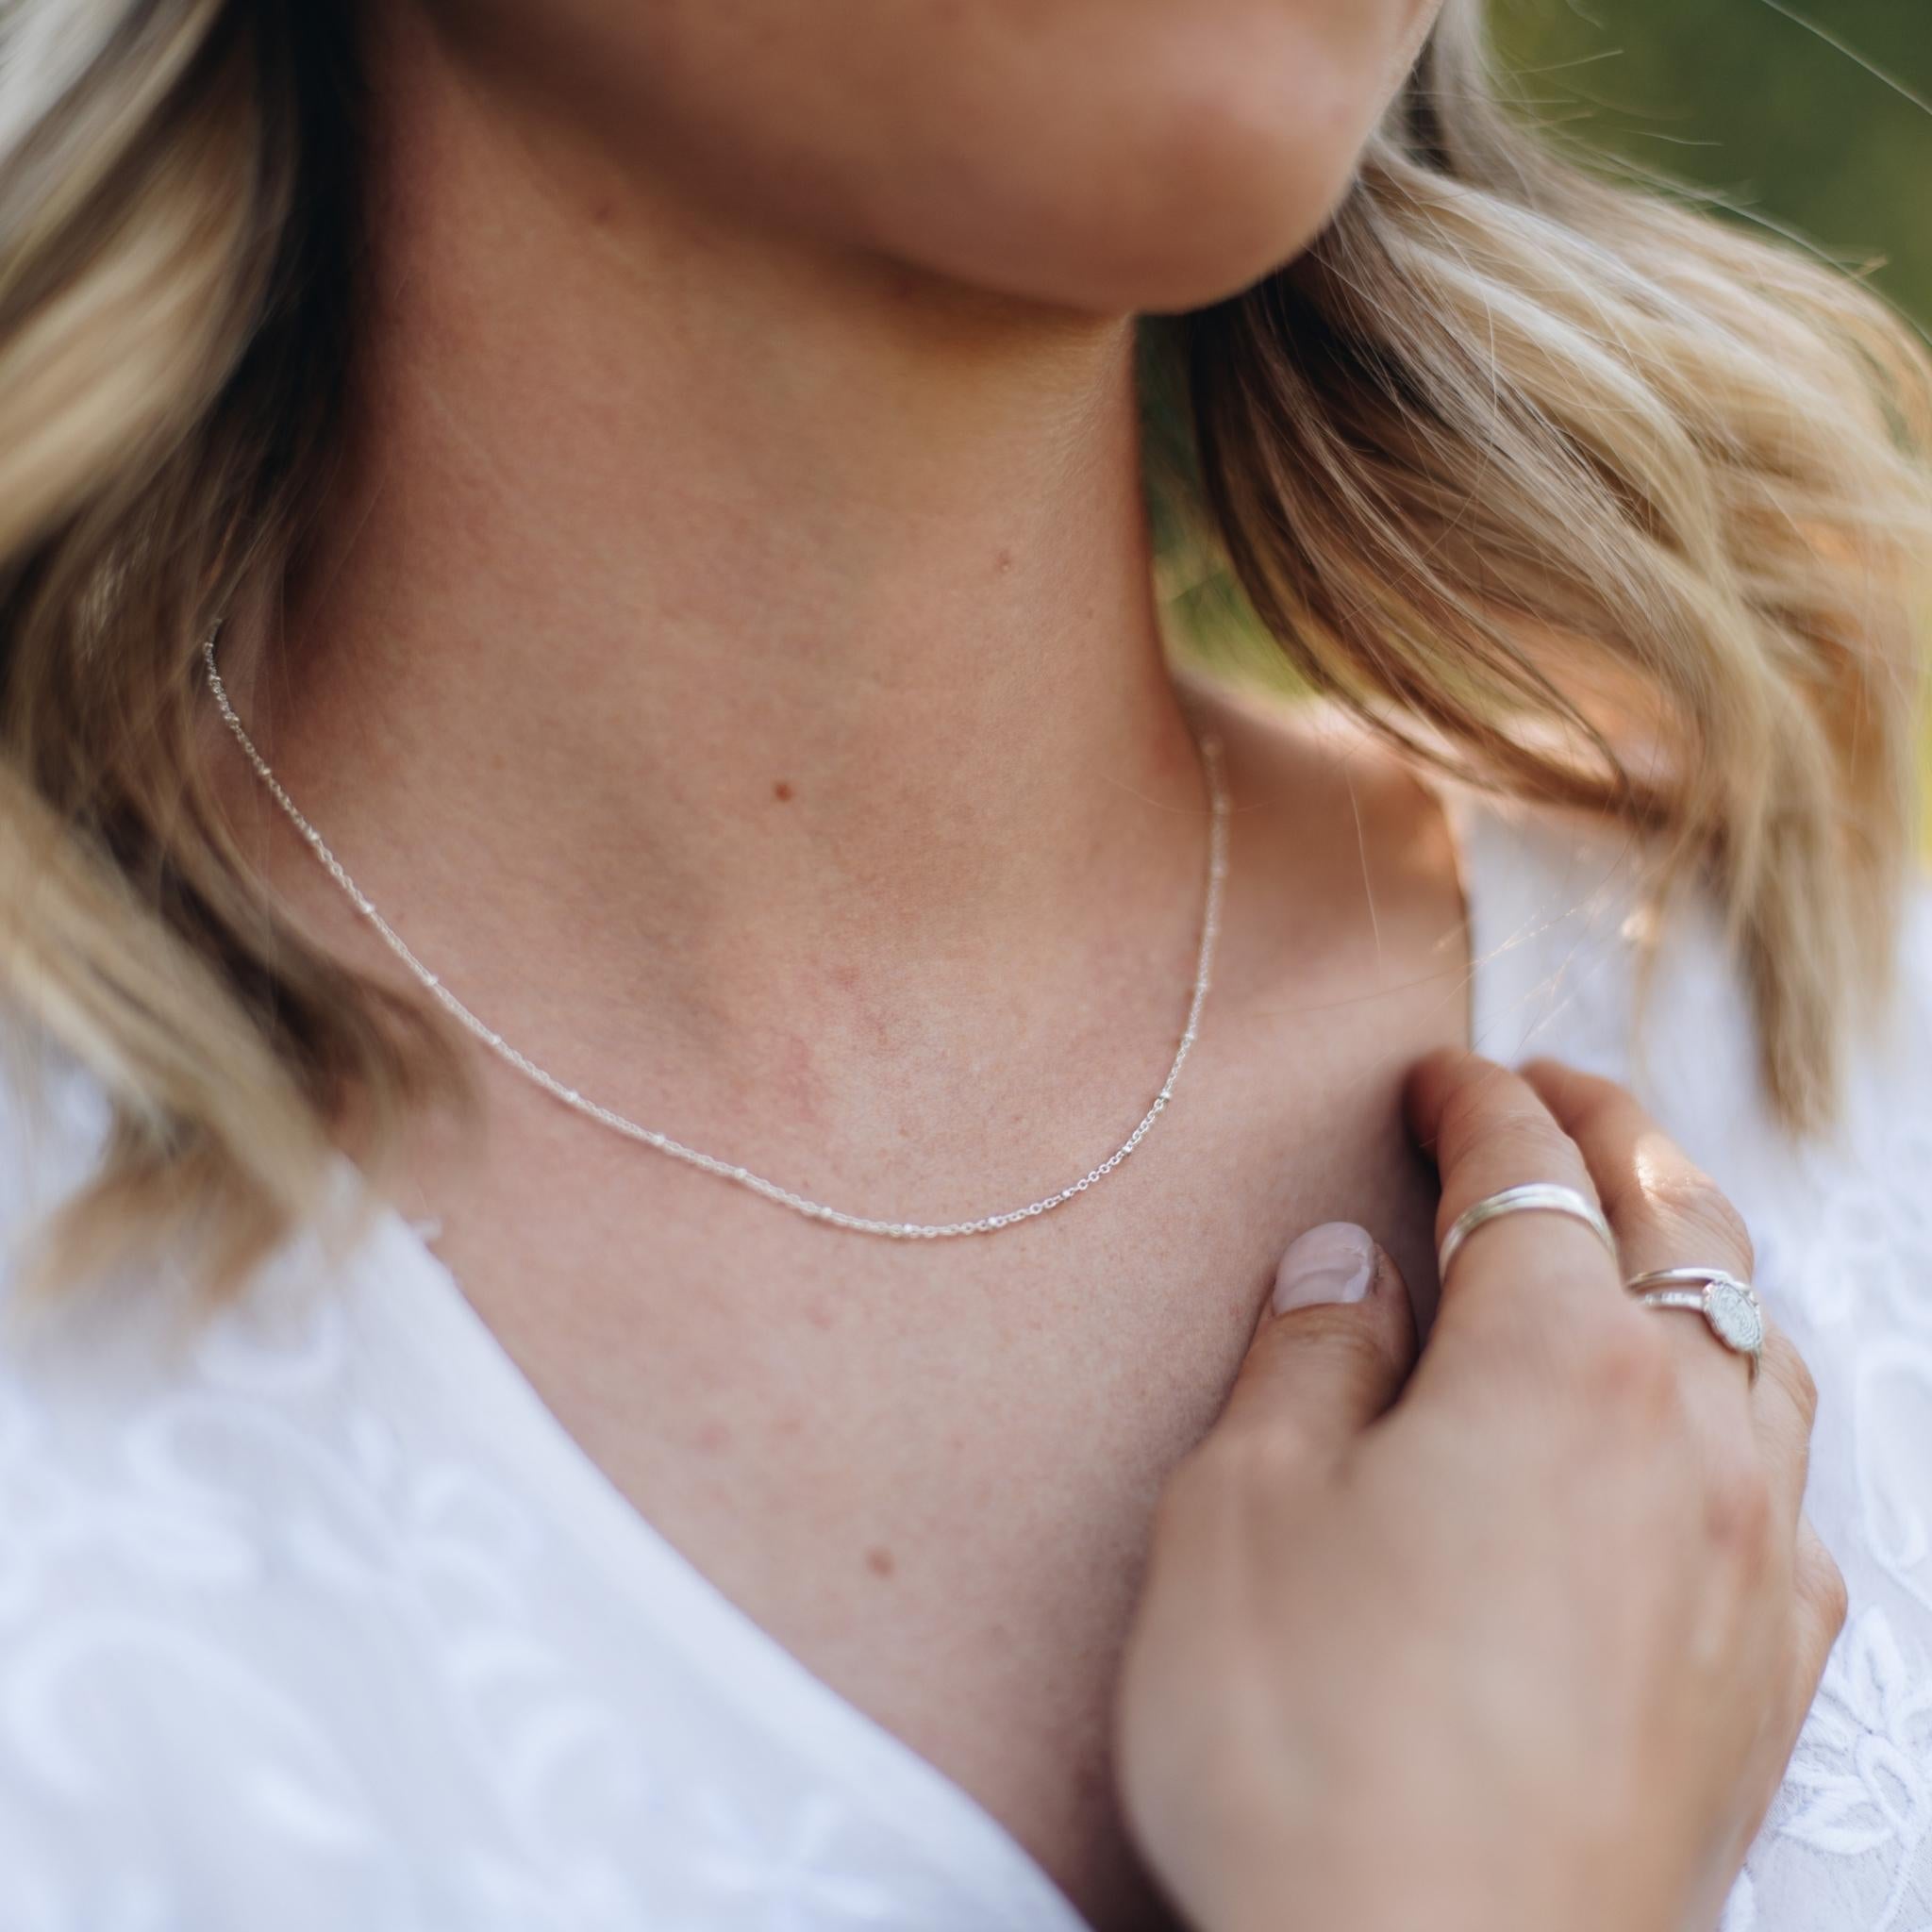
left=0, top=0, right=1924, bottom=1925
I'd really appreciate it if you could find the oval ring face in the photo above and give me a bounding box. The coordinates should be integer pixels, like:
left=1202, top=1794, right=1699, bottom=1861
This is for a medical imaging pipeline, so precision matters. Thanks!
left=1706, top=1277, right=1765, bottom=1355
left=1625, top=1268, right=1765, bottom=1378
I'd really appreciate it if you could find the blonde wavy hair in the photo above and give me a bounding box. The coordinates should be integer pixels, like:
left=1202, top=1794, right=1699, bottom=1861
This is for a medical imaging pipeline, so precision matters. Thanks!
left=2, top=0, right=1928, bottom=1293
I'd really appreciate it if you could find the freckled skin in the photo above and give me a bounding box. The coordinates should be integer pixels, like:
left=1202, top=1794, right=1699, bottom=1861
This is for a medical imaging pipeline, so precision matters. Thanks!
left=364, top=4, right=1455, bottom=1924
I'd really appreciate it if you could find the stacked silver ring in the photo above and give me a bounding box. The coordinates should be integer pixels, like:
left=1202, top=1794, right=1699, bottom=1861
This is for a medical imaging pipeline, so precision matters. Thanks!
left=1436, top=1186, right=1763, bottom=1381
left=1624, top=1269, right=1764, bottom=1382
left=1435, top=1183, right=1616, bottom=1284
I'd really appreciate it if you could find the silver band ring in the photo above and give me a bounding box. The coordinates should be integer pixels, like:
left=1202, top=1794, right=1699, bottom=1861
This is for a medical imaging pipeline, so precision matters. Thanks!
left=1437, top=1182, right=1618, bottom=1287
left=1626, top=1268, right=1764, bottom=1382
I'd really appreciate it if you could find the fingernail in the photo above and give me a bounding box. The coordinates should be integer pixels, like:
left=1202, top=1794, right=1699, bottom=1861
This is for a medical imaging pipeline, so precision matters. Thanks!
left=1274, top=1222, right=1376, bottom=1314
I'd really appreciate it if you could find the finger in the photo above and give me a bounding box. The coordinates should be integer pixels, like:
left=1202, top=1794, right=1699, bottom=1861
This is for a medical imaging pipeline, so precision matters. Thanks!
left=1214, top=1222, right=1417, bottom=1472
left=1521, top=1059, right=1758, bottom=1412
left=1755, top=1517, right=1849, bottom=1841
left=1791, top=1516, right=1850, bottom=1691
left=1752, top=1322, right=1821, bottom=1513
left=1732, top=1518, right=1846, bottom=1874
left=1404, top=1050, right=1622, bottom=1317
left=1519, top=1060, right=1754, bottom=1283
left=1516, top=1055, right=1824, bottom=1511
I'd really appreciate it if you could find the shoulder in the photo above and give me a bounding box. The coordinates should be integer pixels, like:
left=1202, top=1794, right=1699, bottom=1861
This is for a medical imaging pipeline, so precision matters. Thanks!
left=1198, top=680, right=1461, bottom=895
left=1189, top=680, right=1470, bottom=1022
left=1195, top=676, right=1930, bottom=1287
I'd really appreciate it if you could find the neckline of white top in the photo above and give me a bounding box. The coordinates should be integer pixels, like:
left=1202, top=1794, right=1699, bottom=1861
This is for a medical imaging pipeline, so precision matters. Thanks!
left=358, top=784, right=1526, bottom=1930
left=371, top=1193, right=1094, bottom=1926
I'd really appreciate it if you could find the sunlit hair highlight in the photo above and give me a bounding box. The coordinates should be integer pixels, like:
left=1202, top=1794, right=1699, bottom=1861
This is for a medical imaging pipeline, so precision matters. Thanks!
left=1172, top=5, right=1930, bottom=1129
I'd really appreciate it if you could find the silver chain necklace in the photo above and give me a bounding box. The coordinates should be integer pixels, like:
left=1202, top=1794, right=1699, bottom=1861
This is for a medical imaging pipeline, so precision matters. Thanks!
left=202, top=630, right=1231, bottom=1240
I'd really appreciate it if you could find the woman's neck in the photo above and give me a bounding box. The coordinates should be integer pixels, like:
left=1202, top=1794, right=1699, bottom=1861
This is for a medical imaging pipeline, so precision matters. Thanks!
left=258, top=8, right=1208, bottom=1066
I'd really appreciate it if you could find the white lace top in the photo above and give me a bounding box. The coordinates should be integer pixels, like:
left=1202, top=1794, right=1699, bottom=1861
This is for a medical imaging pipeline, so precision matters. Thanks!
left=1, top=792, right=1928, bottom=1932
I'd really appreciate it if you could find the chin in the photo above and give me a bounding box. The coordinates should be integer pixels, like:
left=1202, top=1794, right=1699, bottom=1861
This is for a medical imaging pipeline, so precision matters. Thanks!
left=427, top=0, right=1432, bottom=317
left=1007, top=109, right=1379, bottom=316
left=840, top=15, right=1420, bottom=317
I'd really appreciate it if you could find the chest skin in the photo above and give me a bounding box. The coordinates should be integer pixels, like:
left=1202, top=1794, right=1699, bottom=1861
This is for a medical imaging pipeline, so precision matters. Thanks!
left=404, top=716, right=1469, bottom=1931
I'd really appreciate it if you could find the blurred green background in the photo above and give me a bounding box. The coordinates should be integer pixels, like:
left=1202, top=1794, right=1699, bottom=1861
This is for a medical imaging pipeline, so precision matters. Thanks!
left=1490, top=0, right=1929, bottom=326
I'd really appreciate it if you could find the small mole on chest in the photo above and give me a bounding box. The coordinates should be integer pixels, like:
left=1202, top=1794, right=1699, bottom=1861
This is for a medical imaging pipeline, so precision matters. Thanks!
left=772, top=779, right=794, bottom=803
left=863, top=1545, right=896, bottom=1579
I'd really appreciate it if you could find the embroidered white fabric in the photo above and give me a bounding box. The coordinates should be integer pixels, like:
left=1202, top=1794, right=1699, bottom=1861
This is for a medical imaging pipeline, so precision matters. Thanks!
left=0, top=791, right=1927, bottom=1932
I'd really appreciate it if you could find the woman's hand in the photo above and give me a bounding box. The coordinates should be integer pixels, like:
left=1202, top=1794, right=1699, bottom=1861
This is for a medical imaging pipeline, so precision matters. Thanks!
left=1115, top=1053, right=1845, bottom=1932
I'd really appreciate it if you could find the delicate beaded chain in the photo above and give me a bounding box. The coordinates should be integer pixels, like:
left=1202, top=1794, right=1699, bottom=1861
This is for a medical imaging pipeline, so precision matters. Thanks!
left=203, top=629, right=1230, bottom=1240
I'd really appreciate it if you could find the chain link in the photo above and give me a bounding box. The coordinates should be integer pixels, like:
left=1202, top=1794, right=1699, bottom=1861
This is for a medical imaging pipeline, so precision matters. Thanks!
left=204, top=627, right=1230, bottom=1240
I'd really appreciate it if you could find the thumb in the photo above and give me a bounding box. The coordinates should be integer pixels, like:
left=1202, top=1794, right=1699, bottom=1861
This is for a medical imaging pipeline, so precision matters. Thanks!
left=1216, top=1222, right=1419, bottom=1465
